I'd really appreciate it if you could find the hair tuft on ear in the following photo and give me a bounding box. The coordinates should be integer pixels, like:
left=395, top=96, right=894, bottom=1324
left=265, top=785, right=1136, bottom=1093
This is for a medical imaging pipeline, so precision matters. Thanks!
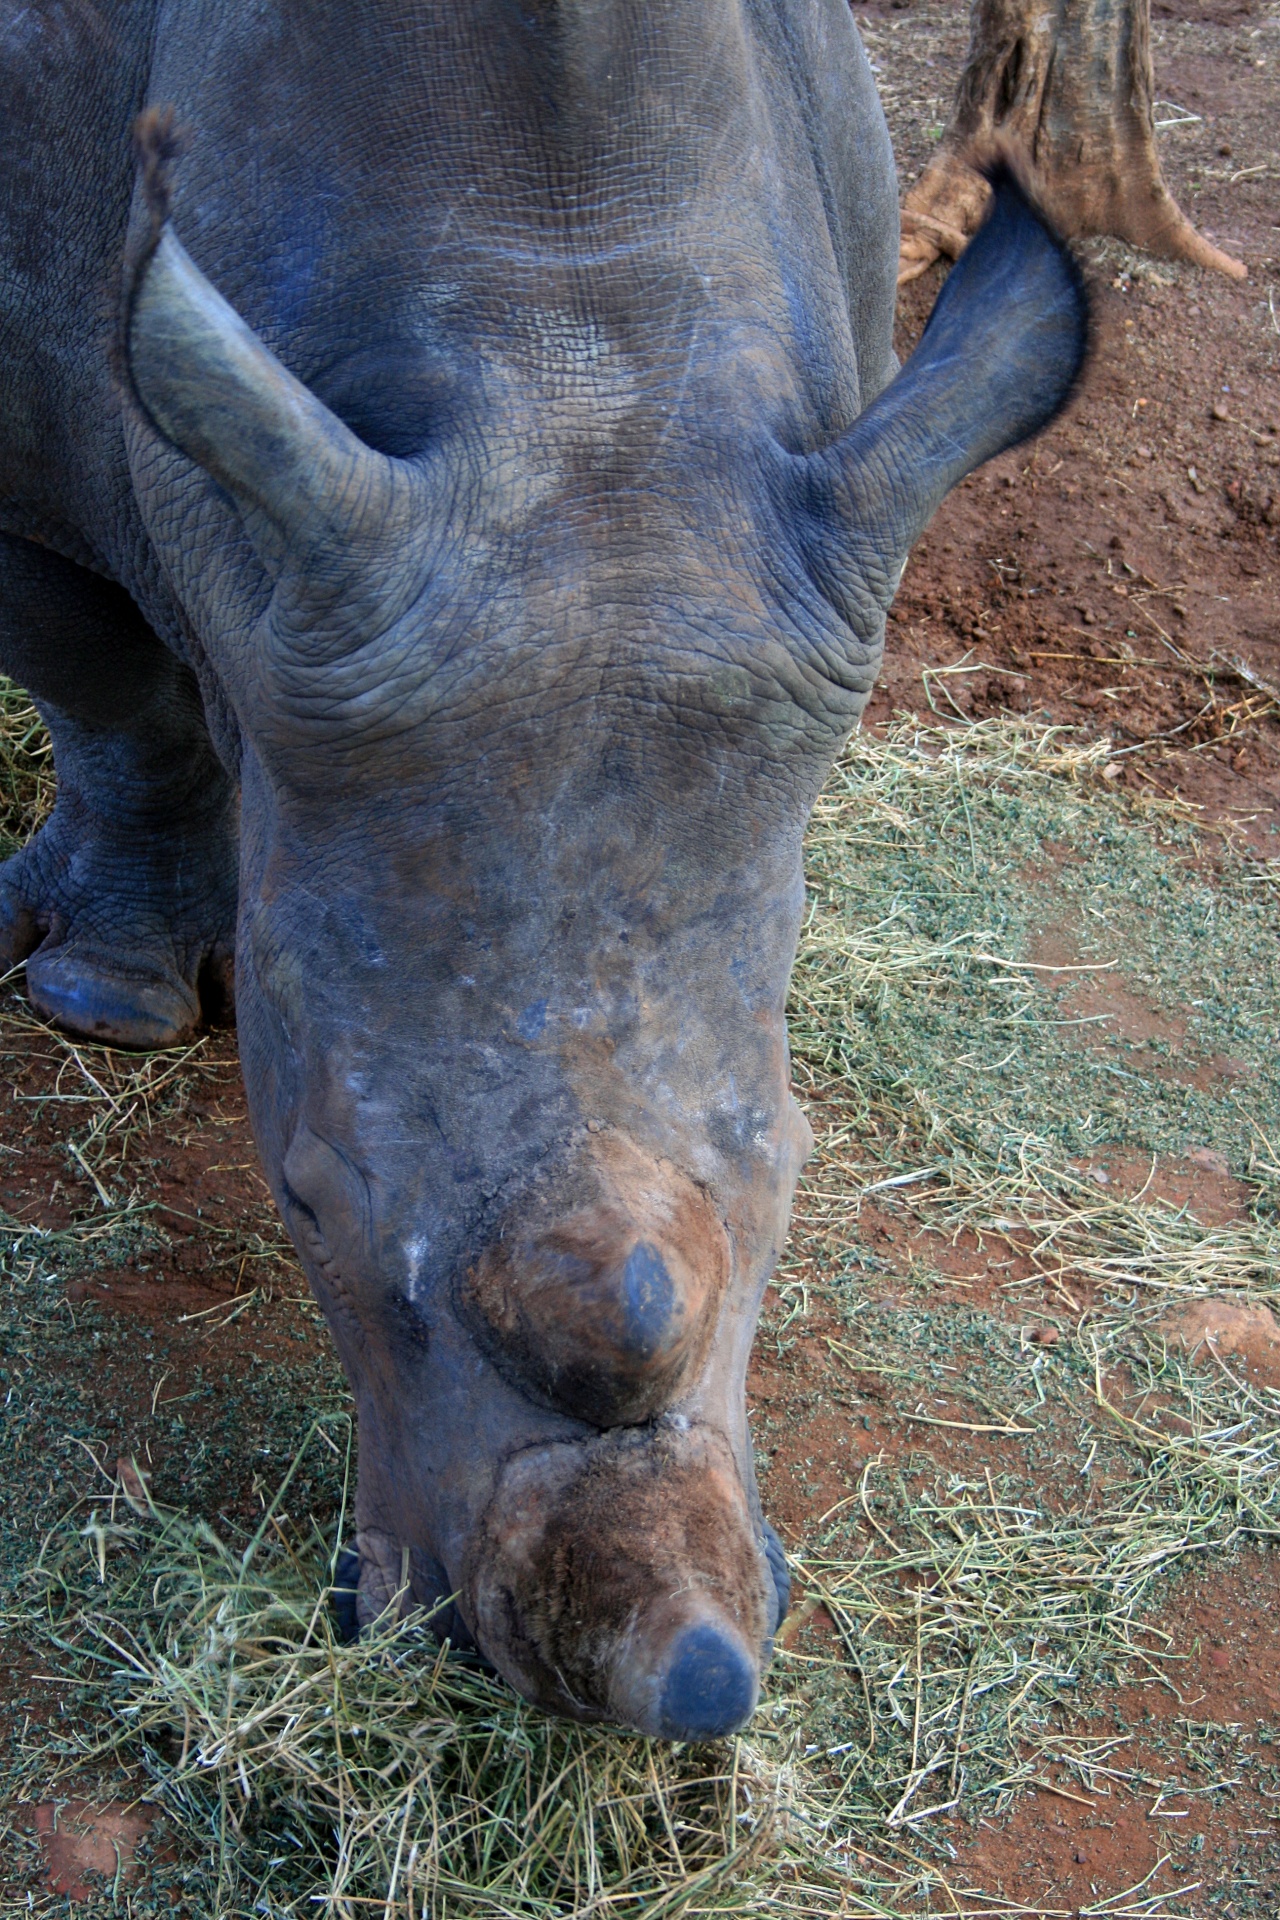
left=132, top=105, right=188, bottom=238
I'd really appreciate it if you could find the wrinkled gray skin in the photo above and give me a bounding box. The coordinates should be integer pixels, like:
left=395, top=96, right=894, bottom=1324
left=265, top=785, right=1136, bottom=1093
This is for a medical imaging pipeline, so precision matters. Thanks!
left=0, top=0, right=1086, bottom=1738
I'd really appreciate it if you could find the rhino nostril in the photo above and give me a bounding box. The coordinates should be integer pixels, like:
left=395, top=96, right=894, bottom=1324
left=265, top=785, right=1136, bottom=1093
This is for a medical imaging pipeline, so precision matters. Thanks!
left=762, top=1521, right=791, bottom=1633
left=331, top=1543, right=361, bottom=1645
left=657, top=1620, right=757, bottom=1740
left=619, top=1241, right=677, bottom=1361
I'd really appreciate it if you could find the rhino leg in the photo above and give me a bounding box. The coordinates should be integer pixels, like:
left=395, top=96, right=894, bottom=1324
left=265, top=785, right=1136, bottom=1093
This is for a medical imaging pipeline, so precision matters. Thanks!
left=0, top=535, right=237, bottom=1048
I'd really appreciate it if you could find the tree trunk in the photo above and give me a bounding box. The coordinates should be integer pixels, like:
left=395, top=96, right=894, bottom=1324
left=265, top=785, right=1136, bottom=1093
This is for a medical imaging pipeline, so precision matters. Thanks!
left=898, top=0, right=1246, bottom=285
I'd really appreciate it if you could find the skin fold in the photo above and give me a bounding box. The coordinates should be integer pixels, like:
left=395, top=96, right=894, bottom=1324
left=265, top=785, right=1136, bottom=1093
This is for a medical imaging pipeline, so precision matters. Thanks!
left=0, top=0, right=1086, bottom=1738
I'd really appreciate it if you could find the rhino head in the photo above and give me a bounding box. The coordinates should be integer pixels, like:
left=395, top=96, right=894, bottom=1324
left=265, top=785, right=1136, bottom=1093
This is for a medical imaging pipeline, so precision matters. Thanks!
left=125, top=147, right=1084, bottom=1738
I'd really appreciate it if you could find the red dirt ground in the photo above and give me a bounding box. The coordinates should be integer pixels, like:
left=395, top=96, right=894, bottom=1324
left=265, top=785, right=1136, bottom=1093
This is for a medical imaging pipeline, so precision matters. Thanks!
left=862, top=0, right=1280, bottom=867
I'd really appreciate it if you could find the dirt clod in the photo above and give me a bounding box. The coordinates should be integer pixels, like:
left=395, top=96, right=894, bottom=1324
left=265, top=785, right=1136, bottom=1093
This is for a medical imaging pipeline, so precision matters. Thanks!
left=1168, top=1299, right=1280, bottom=1386
left=32, top=1801, right=151, bottom=1900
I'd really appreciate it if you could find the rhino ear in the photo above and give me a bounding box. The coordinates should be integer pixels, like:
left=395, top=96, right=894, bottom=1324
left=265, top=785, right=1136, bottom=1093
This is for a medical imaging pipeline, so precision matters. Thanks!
left=126, top=187, right=393, bottom=554
left=797, top=163, right=1088, bottom=616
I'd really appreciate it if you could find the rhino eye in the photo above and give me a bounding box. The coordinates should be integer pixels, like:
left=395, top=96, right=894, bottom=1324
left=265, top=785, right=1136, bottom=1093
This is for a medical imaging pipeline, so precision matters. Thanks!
left=459, top=1144, right=729, bottom=1429
left=281, top=1176, right=323, bottom=1242
left=309, top=344, right=451, bottom=459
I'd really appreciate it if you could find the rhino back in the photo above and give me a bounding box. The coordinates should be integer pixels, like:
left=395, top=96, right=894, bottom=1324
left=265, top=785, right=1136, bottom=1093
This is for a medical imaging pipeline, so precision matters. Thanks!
left=0, top=1, right=154, bottom=573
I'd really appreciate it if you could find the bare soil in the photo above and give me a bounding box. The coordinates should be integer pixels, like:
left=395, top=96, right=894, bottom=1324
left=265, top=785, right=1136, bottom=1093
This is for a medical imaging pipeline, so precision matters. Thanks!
left=861, top=0, right=1280, bottom=860
left=3, top=2, right=1279, bottom=1911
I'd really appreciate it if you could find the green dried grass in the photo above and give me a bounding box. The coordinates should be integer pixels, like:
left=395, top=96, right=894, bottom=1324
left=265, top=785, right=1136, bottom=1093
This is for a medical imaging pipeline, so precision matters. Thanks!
left=15, top=1454, right=789, bottom=1919
left=0, top=677, right=53, bottom=860
left=785, top=713, right=1280, bottom=1307
left=7, top=1453, right=1214, bottom=1920
left=791, top=1338, right=1280, bottom=1838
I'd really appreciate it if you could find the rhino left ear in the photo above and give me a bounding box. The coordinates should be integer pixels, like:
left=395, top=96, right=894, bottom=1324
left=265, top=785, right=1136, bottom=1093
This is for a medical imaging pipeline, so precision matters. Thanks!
left=128, top=227, right=399, bottom=554
left=794, top=164, right=1088, bottom=617
left=125, top=113, right=397, bottom=555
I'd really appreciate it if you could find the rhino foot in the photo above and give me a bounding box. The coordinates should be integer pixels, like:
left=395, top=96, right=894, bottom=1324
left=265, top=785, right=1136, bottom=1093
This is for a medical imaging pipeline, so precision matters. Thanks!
left=0, top=788, right=237, bottom=1050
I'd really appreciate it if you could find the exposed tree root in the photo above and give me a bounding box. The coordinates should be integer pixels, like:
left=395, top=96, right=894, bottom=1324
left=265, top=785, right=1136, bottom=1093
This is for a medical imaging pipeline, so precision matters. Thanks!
left=898, top=0, right=1247, bottom=287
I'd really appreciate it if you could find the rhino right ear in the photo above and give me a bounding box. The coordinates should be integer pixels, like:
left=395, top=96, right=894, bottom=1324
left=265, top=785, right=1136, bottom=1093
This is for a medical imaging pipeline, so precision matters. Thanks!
left=787, top=163, right=1089, bottom=628
left=126, top=121, right=394, bottom=553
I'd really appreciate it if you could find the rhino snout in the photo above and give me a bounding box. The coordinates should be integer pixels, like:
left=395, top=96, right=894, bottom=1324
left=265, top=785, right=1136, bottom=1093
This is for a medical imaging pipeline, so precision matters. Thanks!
left=461, top=1133, right=729, bottom=1429
left=464, top=1422, right=773, bottom=1740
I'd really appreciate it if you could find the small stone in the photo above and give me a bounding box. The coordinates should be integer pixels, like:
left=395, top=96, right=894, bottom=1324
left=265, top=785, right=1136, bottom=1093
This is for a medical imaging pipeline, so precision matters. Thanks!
left=1074, top=1849, right=1089, bottom=1865
left=1031, top=1325, right=1060, bottom=1347
left=1211, top=401, right=1231, bottom=422
left=1187, top=1147, right=1229, bottom=1176
left=1088, top=1166, right=1110, bottom=1186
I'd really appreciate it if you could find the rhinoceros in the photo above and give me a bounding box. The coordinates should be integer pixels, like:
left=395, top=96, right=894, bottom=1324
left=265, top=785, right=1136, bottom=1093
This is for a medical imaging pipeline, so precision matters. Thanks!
left=0, top=1, right=1084, bottom=1738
